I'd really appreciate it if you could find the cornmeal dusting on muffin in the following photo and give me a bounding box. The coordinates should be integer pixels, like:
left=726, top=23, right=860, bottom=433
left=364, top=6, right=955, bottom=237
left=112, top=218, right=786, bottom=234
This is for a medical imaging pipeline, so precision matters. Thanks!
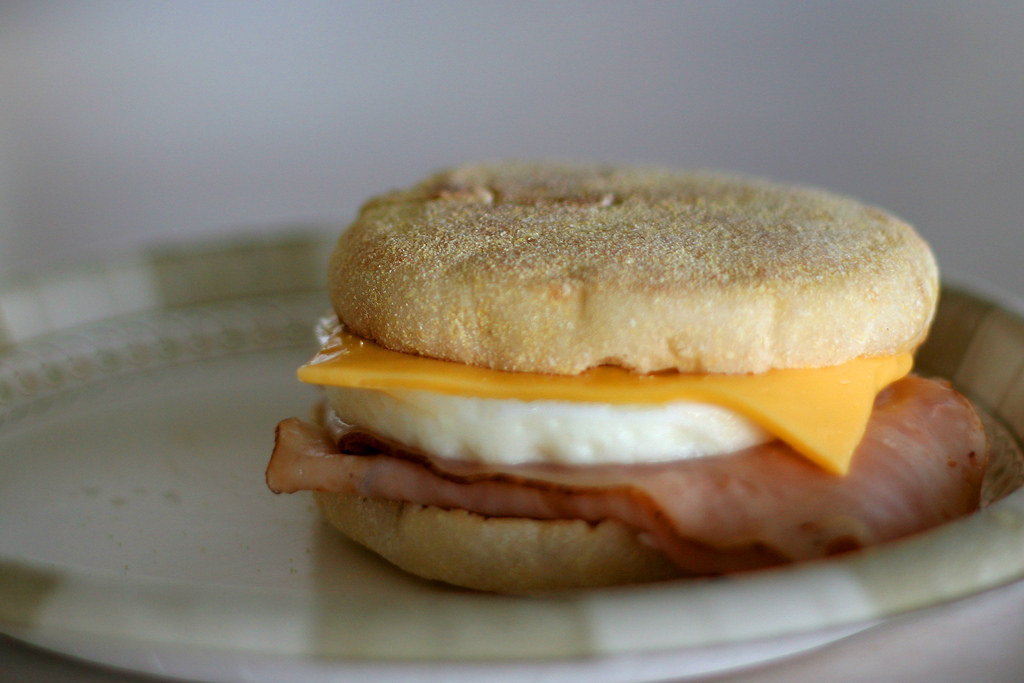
left=330, top=161, right=937, bottom=374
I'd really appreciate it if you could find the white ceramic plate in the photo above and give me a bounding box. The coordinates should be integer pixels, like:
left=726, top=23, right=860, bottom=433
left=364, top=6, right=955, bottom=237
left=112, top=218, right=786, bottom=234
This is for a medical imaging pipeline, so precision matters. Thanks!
left=2, top=233, right=1024, bottom=682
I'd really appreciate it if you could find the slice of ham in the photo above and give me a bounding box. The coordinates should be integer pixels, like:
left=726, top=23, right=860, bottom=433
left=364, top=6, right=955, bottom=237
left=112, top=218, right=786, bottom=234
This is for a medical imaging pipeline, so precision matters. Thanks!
left=267, top=376, right=988, bottom=574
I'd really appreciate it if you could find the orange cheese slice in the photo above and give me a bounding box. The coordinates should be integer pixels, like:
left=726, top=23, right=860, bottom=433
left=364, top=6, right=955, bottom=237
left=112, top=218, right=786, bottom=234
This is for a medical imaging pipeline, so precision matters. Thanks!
left=298, top=323, right=912, bottom=475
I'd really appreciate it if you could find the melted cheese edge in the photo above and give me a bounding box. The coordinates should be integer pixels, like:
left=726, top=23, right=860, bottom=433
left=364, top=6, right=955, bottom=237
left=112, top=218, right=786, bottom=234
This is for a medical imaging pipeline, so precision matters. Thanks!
left=298, top=322, right=912, bottom=474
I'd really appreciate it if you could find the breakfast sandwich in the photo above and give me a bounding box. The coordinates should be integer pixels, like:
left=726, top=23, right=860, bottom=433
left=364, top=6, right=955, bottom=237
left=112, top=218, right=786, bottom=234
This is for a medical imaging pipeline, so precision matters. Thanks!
left=267, top=161, right=988, bottom=593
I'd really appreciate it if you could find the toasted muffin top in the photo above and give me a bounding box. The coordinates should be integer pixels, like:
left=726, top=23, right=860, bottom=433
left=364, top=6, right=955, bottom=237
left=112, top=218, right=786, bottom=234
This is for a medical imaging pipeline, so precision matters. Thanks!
left=328, top=161, right=938, bottom=374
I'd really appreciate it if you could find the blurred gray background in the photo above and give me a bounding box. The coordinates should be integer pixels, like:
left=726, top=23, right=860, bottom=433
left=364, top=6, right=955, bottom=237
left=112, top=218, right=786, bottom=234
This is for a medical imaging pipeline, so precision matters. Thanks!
left=1, top=1, right=1022, bottom=294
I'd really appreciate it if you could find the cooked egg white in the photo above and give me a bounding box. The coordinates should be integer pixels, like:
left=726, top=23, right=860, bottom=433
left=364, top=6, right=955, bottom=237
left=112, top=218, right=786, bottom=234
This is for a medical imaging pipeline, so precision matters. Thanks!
left=324, top=386, right=773, bottom=466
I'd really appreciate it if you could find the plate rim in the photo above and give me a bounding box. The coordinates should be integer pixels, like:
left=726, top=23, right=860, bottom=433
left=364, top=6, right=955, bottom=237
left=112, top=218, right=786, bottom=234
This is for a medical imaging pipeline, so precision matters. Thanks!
left=1, top=236, right=1023, bottom=675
